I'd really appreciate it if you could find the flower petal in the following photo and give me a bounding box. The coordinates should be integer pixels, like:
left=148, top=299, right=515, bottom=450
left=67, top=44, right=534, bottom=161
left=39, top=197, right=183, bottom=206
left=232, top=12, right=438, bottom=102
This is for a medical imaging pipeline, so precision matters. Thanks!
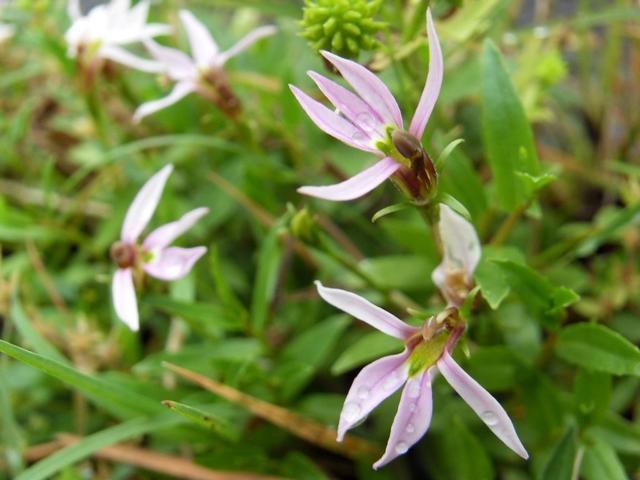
left=435, top=204, right=481, bottom=279
left=321, top=50, right=403, bottom=128
left=143, top=207, right=209, bottom=251
left=308, top=71, right=385, bottom=138
left=179, top=9, right=218, bottom=66
left=298, top=157, right=400, bottom=201
left=215, top=25, right=277, bottom=67
left=338, top=350, right=411, bottom=441
left=133, top=81, right=196, bottom=123
left=101, top=45, right=165, bottom=73
left=112, top=268, right=139, bottom=331
left=67, top=0, right=82, bottom=20
left=437, top=351, right=529, bottom=459
left=409, top=8, right=444, bottom=139
left=144, top=39, right=196, bottom=80
left=315, top=281, right=418, bottom=340
left=289, top=84, right=379, bottom=153
left=373, top=369, right=434, bottom=469
left=121, top=164, right=173, bottom=243
left=143, top=246, right=207, bottom=281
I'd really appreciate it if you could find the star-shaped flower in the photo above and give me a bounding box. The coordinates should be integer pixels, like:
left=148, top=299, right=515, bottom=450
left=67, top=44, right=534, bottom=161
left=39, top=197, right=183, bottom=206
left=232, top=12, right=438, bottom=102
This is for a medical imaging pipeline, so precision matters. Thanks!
left=65, top=0, right=170, bottom=72
left=133, top=9, right=276, bottom=121
left=315, top=281, right=528, bottom=468
left=290, top=9, right=443, bottom=201
left=111, top=164, right=208, bottom=331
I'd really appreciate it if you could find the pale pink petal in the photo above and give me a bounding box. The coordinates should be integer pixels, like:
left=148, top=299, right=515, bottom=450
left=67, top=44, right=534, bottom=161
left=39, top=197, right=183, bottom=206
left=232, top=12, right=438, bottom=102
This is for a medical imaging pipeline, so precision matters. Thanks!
left=289, top=85, right=379, bottom=153
left=215, top=25, right=277, bottom=67
left=298, top=157, right=400, bottom=201
left=321, top=50, right=403, bottom=128
left=112, top=268, right=139, bottom=331
left=179, top=9, right=218, bottom=66
left=143, top=207, right=209, bottom=251
left=435, top=204, right=481, bottom=280
left=133, top=81, right=196, bottom=123
left=315, top=281, right=418, bottom=340
left=373, top=369, right=434, bottom=469
left=409, top=9, right=444, bottom=138
left=337, top=350, right=411, bottom=441
left=308, top=71, right=385, bottom=138
left=437, top=352, right=529, bottom=459
left=144, top=39, right=196, bottom=80
left=143, top=246, right=207, bottom=281
left=101, top=45, right=165, bottom=73
left=121, top=164, right=173, bottom=243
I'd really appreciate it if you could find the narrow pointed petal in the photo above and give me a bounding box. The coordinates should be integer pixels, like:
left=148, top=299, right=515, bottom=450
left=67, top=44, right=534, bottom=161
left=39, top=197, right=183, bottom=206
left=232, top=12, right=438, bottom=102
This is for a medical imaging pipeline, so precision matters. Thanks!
left=338, top=350, right=411, bottom=441
left=112, top=268, right=139, bottom=331
left=437, top=352, right=529, bottom=459
left=298, top=157, right=400, bottom=201
left=409, top=9, right=444, bottom=139
left=436, top=204, right=481, bottom=278
left=289, top=85, right=378, bottom=153
left=179, top=9, right=218, bottom=66
left=216, top=25, right=277, bottom=66
left=121, top=164, right=173, bottom=243
left=321, top=50, right=403, bottom=128
left=143, top=207, right=209, bottom=251
left=373, top=369, right=434, bottom=469
left=308, top=71, right=385, bottom=137
left=101, top=45, right=165, bottom=73
left=315, top=281, right=417, bottom=340
left=144, top=39, right=196, bottom=80
left=133, top=81, right=196, bottom=122
left=143, top=246, right=207, bottom=281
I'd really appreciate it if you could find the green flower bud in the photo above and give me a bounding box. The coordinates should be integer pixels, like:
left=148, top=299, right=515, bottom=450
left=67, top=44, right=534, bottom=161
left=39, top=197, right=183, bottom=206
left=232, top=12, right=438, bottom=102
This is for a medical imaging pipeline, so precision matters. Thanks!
left=300, top=0, right=387, bottom=59
left=289, top=206, right=319, bottom=244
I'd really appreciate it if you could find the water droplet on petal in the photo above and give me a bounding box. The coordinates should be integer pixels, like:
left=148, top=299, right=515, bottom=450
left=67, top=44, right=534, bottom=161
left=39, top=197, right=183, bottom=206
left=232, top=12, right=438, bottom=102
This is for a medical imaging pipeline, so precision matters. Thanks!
left=357, top=387, right=370, bottom=400
left=407, top=381, right=421, bottom=398
left=406, top=423, right=415, bottom=434
left=355, top=112, right=376, bottom=132
left=481, top=410, right=498, bottom=426
left=383, top=372, right=397, bottom=390
left=408, top=403, right=416, bottom=412
left=395, top=441, right=409, bottom=455
left=342, top=402, right=361, bottom=422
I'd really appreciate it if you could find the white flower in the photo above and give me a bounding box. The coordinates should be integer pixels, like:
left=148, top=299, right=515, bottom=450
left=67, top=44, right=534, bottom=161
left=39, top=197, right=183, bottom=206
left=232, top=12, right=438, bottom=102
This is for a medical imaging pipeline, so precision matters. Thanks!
left=133, top=9, right=276, bottom=121
left=65, top=0, right=170, bottom=72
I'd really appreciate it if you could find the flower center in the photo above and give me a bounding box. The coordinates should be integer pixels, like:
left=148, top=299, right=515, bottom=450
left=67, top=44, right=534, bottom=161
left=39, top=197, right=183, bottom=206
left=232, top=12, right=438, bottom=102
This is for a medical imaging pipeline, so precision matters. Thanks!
left=391, top=130, right=424, bottom=161
left=110, top=241, right=137, bottom=269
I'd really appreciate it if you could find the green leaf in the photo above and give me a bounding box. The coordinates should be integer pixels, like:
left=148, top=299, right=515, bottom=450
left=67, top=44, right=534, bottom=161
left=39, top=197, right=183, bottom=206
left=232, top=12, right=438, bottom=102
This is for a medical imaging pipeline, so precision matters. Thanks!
left=331, top=331, right=402, bottom=375
left=574, top=369, right=612, bottom=424
left=589, top=413, right=640, bottom=455
left=0, top=340, right=163, bottom=418
left=576, top=203, right=640, bottom=257
left=251, top=225, right=285, bottom=332
left=474, top=246, right=525, bottom=309
left=162, top=401, right=240, bottom=440
left=371, top=203, right=411, bottom=223
left=556, top=323, right=640, bottom=376
left=464, top=347, right=523, bottom=392
left=435, top=138, right=465, bottom=171
left=16, top=416, right=180, bottom=480
left=542, top=426, right=578, bottom=480
left=359, top=255, right=435, bottom=291
left=437, top=193, right=472, bottom=220
left=495, top=260, right=579, bottom=326
left=482, top=39, right=540, bottom=212
left=581, top=439, right=627, bottom=480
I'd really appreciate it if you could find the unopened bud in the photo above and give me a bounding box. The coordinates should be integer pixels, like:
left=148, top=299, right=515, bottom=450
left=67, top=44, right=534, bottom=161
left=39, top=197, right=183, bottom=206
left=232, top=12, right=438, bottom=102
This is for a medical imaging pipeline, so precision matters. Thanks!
left=289, top=206, right=319, bottom=243
left=110, top=241, right=136, bottom=269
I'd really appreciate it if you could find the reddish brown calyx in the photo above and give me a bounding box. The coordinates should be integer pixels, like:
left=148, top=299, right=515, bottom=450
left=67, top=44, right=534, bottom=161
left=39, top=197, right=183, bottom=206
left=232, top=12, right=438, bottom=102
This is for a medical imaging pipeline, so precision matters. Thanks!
left=391, top=130, right=437, bottom=203
left=110, top=241, right=137, bottom=269
left=199, top=68, right=242, bottom=119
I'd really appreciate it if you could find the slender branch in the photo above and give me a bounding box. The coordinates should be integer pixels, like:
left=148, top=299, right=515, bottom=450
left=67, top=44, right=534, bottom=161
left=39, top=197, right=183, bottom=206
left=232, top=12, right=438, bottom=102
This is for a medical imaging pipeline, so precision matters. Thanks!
left=163, top=362, right=381, bottom=460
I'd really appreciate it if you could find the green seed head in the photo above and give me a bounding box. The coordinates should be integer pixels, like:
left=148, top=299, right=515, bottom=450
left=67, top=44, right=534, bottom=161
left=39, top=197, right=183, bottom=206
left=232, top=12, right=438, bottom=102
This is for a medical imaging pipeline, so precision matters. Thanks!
left=300, top=0, right=386, bottom=59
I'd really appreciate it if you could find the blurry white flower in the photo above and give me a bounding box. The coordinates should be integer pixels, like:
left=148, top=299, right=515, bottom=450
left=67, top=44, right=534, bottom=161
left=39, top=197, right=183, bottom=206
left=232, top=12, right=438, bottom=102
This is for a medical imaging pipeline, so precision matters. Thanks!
left=0, top=23, right=13, bottom=42
left=65, top=0, right=170, bottom=72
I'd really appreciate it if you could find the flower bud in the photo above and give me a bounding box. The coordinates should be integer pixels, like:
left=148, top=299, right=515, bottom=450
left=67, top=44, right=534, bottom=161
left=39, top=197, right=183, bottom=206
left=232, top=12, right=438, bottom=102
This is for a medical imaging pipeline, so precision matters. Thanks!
left=300, top=0, right=386, bottom=59
left=289, top=206, right=319, bottom=244
left=110, top=241, right=136, bottom=269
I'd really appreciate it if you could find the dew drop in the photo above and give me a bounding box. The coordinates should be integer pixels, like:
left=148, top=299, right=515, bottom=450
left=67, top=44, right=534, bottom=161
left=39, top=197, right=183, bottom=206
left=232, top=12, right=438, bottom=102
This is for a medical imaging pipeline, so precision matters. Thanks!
left=395, top=441, right=409, bottom=455
left=406, top=423, right=415, bottom=434
left=407, top=381, right=421, bottom=398
left=357, top=387, right=370, bottom=400
left=383, top=372, right=397, bottom=390
left=481, top=410, right=498, bottom=426
left=408, top=403, right=416, bottom=412
left=342, top=402, right=361, bottom=422
left=356, top=112, right=376, bottom=132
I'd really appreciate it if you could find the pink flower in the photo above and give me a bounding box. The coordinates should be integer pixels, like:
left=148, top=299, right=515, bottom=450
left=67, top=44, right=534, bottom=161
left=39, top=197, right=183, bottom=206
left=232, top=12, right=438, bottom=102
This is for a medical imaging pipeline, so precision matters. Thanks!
left=65, top=0, right=170, bottom=72
left=315, top=281, right=528, bottom=469
left=133, top=10, right=276, bottom=121
left=111, top=164, right=208, bottom=330
left=289, top=9, right=443, bottom=201
left=432, top=204, right=481, bottom=306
